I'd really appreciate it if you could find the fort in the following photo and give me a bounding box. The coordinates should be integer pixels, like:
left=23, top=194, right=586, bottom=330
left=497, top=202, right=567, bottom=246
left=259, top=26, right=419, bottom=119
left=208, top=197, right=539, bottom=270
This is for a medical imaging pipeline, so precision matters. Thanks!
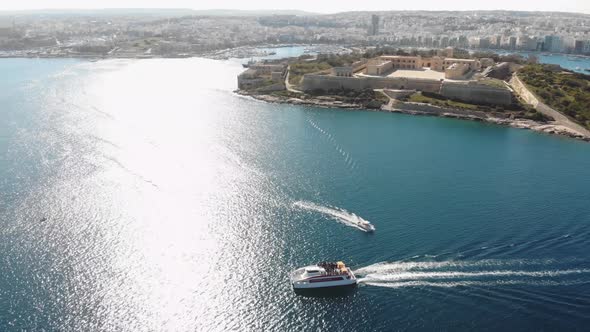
left=237, top=62, right=288, bottom=92
left=300, top=73, right=512, bottom=106
left=297, top=48, right=513, bottom=105
left=235, top=47, right=518, bottom=107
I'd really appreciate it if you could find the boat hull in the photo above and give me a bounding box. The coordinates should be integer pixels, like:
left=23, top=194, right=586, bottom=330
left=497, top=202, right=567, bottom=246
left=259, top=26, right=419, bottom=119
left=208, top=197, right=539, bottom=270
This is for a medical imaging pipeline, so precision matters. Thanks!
left=293, top=282, right=357, bottom=297
left=291, top=263, right=357, bottom=295
left=292, top=279, right=357, bottom=289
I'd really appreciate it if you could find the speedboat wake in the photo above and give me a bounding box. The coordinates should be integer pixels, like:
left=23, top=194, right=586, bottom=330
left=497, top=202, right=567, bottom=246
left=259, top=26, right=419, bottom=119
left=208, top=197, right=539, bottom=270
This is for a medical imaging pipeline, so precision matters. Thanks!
left=354, top=259, right=590, bottom=288
left=293, top=201, right=375, bottom=232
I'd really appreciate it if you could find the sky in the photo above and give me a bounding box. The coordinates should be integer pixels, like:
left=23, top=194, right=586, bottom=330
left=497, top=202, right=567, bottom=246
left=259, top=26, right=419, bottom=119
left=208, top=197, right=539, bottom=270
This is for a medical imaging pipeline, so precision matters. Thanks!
left=0, top=0, right=588, bottom=14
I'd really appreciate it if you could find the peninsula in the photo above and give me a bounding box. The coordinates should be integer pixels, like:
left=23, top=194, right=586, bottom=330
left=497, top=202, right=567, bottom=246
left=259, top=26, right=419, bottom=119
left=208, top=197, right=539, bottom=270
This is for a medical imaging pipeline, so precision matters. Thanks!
left=236, top=47, right=590, bottom=141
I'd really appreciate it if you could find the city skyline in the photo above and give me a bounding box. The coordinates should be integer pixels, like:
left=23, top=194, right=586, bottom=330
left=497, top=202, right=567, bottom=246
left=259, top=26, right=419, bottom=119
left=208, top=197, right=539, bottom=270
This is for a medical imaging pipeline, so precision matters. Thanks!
left=0, top=0, right=589, bottom=15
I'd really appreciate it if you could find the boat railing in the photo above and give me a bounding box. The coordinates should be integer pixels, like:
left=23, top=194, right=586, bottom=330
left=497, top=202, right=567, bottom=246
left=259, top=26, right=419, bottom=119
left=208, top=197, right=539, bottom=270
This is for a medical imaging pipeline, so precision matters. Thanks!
left=318, top=270, right=348, bottom=277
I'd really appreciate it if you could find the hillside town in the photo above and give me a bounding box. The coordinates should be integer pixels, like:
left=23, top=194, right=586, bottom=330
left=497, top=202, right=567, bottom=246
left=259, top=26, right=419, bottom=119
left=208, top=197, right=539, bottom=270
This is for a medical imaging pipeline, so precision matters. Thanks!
left=1, top=10, right=590, bottom=58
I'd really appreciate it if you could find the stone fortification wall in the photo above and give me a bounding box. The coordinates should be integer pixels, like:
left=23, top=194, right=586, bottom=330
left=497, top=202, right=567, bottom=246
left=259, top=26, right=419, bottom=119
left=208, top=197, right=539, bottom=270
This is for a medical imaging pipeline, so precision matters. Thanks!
left=302, top=75, right=366, bottom=91
left=394, top=101, right=491, bottom=118
left=302, top=74, right=441, bottom=93
left=352, top=59, right=368, bottom=71
left=302, top=74, right=512, bottom=106
left=382, top=89, right=415, bottom=99
left=238, top=77, right=265, bottom=90
left=394, top=78, right=442, bottom=93
left=440, top=82, right=512, bottom=105
left=255, top=82, right=286, bottom=93
left=510, top=75, right=541, bottom=106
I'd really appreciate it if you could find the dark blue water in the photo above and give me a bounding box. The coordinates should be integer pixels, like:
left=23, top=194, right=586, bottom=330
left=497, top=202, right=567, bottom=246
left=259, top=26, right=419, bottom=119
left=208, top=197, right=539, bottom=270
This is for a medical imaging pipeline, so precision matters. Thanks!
left=1, top=58, right=590, bottom=331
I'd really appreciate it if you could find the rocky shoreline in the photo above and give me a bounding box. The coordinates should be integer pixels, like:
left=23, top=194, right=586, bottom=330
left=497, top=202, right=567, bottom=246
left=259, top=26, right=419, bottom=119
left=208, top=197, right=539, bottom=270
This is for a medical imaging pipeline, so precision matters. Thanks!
left=390, top=107, right=590, bottom=141
left=237, top=90, right=590, bottom=142
left=237, top=91, right=368, bottom=109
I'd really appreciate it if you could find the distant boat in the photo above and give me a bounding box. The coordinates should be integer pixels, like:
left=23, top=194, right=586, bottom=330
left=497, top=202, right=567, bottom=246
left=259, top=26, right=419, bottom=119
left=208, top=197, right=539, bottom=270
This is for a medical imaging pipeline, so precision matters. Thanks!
left=585, top=68, right=590, bottom=72
left=268, top=51, right=277, bottom=55
left=358, top=219, right=375, bottom=232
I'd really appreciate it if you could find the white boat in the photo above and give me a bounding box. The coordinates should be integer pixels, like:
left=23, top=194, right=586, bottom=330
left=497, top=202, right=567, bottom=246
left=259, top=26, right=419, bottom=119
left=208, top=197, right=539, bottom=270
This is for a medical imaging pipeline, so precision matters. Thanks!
left=358, top=220, right=376, bottom=232
left=291, top=261, right=357, bottom=291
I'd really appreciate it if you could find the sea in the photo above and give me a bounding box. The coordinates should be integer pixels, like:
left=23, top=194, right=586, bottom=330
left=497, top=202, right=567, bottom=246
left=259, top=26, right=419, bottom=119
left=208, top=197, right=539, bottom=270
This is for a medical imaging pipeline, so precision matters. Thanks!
left=481, top=49, right=590, bottom=74
left=1, top=51, right=590, bottom=331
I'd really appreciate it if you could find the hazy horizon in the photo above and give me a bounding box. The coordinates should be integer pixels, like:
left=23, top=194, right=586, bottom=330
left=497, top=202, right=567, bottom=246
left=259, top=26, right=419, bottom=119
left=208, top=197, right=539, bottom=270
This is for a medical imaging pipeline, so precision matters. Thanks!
left=0, top=0, right=588, bottom=15
left=1, top=8, right=590, bottom=15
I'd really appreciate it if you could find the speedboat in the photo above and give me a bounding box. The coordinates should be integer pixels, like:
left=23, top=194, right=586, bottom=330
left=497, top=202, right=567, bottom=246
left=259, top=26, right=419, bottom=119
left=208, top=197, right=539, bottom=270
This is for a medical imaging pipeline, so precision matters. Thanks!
left=358, top=220, right=375, bottom=232
left=291, top=261, right=357, bottom=292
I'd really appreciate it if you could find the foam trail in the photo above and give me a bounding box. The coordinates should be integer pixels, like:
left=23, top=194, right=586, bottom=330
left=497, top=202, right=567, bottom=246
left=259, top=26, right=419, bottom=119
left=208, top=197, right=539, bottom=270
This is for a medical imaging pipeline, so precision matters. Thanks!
left=307, top=118, right=356, bottom=171
left=361, top=279, right=590, bottom=289
left=359, top=269, right=590, bottom=282
left=355, top=260, right=590, bottom=289
left=354, top=259, right=557, bottom=275
left=293, top=201, right=374, bottom=232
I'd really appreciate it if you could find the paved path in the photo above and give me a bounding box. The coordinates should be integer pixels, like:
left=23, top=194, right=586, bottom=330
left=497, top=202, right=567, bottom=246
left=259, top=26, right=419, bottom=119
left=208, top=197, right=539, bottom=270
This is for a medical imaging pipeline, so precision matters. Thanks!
left=284, top=66, right=304, bottom=94
left=376, top=89, right=398, bottom=111
left=511, top=75, right=590, bottom=138
left=536, top=104, right=590, bottom=137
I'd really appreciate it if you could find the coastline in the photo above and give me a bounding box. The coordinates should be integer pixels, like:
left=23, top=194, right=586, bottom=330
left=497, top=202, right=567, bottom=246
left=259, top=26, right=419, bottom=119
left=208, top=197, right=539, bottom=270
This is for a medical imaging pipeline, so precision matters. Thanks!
left=236, top=90, right=369, bottom=110
left=0, top=43, right=331, bottom=61
left=389, top=105, right=590, bottom=142
left=0, top=53, right=198, bottom=60
left=237, top=90, right=590, bottom=142
left=2, top=52, right=587, bottom=141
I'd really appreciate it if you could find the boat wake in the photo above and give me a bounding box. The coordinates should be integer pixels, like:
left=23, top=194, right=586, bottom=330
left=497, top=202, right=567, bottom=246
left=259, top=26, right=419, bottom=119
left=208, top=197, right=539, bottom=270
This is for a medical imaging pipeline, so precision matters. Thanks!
left=293, top=201, right=374, bottom=232
left=306, top=118, right=357, bottom=171
left=355, top=259, right=590, bottom=288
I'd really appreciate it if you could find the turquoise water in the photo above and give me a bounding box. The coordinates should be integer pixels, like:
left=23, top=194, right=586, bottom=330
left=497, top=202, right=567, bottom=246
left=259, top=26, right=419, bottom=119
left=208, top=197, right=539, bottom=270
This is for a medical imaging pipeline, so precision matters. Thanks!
left=259, top=46, right=311, bottom=59
left=491, top=49, right=590, bottom=73
left=1, top=58, right=590, bottom=331
left=536, top=53, right=590, bottom=73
